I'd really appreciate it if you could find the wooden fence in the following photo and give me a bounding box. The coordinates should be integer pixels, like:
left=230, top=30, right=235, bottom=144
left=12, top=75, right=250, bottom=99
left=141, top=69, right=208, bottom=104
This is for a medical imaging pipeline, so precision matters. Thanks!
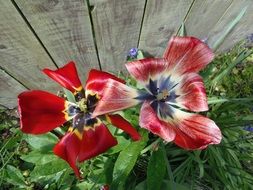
left=0, top=0, right=252, bottom=108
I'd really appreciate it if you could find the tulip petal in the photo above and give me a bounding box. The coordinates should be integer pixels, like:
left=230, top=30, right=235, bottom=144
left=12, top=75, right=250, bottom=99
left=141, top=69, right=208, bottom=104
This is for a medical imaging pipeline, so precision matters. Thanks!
left=163, top=36, right=214, bottom=74
left=107, top=114, right=141, bottom=141
left=140, top=101, right=221, bottom=149
left=174, top=73, right=208, bottom=112
left=78, top=122, right=117, bottom=162
left=85, top=69, right=125, bottom=98
left=43, top=61, right=83, bottom=93
left=139, top=101, right=176, bottom=142
left=53, top=132, right=81, bottom=178
left=18, top=90, right=70, bottom=134
left=172, top=110, right=222, bottom=150
left=125, top=58, right=167, bottom=84
left=92, top=79, right=140, bottom=117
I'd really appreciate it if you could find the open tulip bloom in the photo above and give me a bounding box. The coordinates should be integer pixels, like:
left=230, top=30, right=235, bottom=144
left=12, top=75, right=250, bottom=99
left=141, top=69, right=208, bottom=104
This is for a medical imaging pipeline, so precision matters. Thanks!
left=93, top=36, right=222, bottom=150
left=18, top=62, right=140, bottom=178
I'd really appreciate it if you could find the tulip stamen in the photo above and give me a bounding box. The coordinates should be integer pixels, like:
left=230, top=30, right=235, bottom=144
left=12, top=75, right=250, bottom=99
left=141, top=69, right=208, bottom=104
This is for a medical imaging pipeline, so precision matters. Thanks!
left=157, top=90, right=169, bottom=101
left=78, top=98, right=87, bottom=112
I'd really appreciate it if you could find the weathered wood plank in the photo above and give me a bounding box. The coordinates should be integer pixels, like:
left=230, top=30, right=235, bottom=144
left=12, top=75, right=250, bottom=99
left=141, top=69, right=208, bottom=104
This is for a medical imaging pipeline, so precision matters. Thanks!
left=0, top=0, right=59, bottom=92
left=217, top=0, right=253, bottom=51
left=138, top=0, right=193, bottom=57
left=207, top=0, right=252, bottom=52
left=184, top=0, right=233, bottom=39
left=15, top=0, right=100, bottom=81
left=0, top=69, right=27, bottom=109
left=90, top=0, right=146, bottom=72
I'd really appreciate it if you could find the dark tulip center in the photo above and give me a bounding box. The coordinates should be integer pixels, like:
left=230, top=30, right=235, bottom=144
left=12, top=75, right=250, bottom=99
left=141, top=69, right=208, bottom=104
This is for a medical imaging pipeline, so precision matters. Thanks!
left=136, top=76, right=179, bottom=120
left=67, top=93, right=100, bottom=132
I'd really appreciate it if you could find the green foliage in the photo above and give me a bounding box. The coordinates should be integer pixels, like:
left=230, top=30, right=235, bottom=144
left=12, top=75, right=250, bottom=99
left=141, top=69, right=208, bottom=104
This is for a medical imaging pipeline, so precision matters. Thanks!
left=110, top=130, right=148, bottom=190
left=147, top=145, right=166, bottom=190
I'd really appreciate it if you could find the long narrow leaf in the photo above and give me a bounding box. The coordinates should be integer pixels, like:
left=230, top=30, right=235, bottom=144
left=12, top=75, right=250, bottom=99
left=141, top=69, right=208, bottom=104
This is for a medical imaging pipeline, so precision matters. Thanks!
left=212, top=48, right=253, bottom=85
left=208, top=97, right=253, bottom=104
left=212, top=6, right=247, bottom=51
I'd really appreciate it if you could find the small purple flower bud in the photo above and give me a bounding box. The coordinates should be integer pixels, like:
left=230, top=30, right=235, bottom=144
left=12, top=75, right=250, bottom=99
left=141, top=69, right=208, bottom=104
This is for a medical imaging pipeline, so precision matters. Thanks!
left=128, top=48, right=138, bottom=58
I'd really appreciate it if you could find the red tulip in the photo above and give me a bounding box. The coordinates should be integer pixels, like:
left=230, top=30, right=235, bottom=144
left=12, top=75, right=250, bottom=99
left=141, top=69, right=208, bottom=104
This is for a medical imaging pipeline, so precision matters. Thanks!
left=18, top=62, right=140, bottom=178
left=93, top=36, right=222, bottom=150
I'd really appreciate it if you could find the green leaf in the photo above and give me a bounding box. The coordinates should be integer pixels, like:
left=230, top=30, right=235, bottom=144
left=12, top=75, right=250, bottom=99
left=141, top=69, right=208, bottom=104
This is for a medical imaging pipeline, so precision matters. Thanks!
left=208, top=96, right=253, bottom=104
left=135, top=180, right=189, bottom=190
left=161, top=144, right=174, bottom=183
left=212, top=6, right=247, bottom=51
left=137, top=50, right=144, bottom=59
left=21, top=151, right=58, bottom=165
left=30, top=159, right=68, bottom=180
left=5, top=165, right=26, bottom=187
left=104, top=158, right=115, bottom=184
left=108, top=136, right=131, bottom=154
left=72, top=181, right=93, bottom=190
left=23, top=133, right=58, bottom=150
left=4, top=133, right=22, bottom=150
left=57, top=170, right=75, bottom=190
left=147, top=148, right=166, bottom=190
left=110, top=130, right=148, bottom=190
left=63, top=88, right=76, bottom=103
left=135, top=180, right=147, bottom=190
left=161, top=180, right=189, bottom=190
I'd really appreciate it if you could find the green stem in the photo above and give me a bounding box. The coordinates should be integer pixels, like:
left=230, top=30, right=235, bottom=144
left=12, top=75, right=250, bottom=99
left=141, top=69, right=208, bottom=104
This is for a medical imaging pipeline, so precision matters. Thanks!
left=140, top=138, right=161, bottom=155
left=0, top=150, right=15, bottom=172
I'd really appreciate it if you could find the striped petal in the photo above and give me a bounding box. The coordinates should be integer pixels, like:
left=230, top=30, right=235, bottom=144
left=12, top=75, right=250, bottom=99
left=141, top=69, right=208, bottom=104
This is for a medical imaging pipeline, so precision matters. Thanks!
left=43, top=61, right=83, bottom=93
left=139, top=101, right=176, bottom=142
left=163, top=36, right=214, bottom=74
left=53, top=132, right=81, bottom=178
left=172, top=109, right=222, bottom=150
left=78, top=123, right=117, bottom=162
left=125, top=58, right=167, bottom=84
left=174, top=73, right=208, bottom=112
left=140, top=101, right=221, bottom=149
left=18, top=90, right=70, bottom=134
left=85, top=69, right=125, bottom=98
left=92, top=79, right=140, bottom=117
left=107, top=114, right=141, bottom=141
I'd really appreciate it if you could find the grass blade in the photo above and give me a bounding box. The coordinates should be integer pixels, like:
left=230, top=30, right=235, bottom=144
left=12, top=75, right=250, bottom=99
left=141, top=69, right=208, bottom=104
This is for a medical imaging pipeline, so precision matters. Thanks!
left=212, top=6, right=247, bottom=51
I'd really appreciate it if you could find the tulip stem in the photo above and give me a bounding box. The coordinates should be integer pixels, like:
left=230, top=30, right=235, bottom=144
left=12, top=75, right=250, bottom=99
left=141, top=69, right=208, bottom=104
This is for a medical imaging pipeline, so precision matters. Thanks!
left=140, top=138, right=161, bottom=155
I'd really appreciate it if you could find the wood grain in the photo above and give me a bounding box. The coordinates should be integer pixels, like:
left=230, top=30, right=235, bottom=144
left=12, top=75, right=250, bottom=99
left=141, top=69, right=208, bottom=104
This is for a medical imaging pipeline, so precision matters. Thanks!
left=216, top=0, right=253, bottom=52
left=15, top=0, right=100, bottom=81
left=207, top=0, right=252, bottom=52
left=0, top=69, right=27, bottom=109
left=138, top=0, right=193, bottom=58
left=0, top=0, right=59, bottom=92
left=90, top=0, right=146, bottom=72
left=184, top=0, right=233, bottom=39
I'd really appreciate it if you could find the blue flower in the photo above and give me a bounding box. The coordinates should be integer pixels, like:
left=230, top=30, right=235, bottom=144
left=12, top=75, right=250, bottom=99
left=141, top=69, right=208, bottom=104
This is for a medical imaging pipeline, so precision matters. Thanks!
left=128, top=48, right=139, bottom=58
